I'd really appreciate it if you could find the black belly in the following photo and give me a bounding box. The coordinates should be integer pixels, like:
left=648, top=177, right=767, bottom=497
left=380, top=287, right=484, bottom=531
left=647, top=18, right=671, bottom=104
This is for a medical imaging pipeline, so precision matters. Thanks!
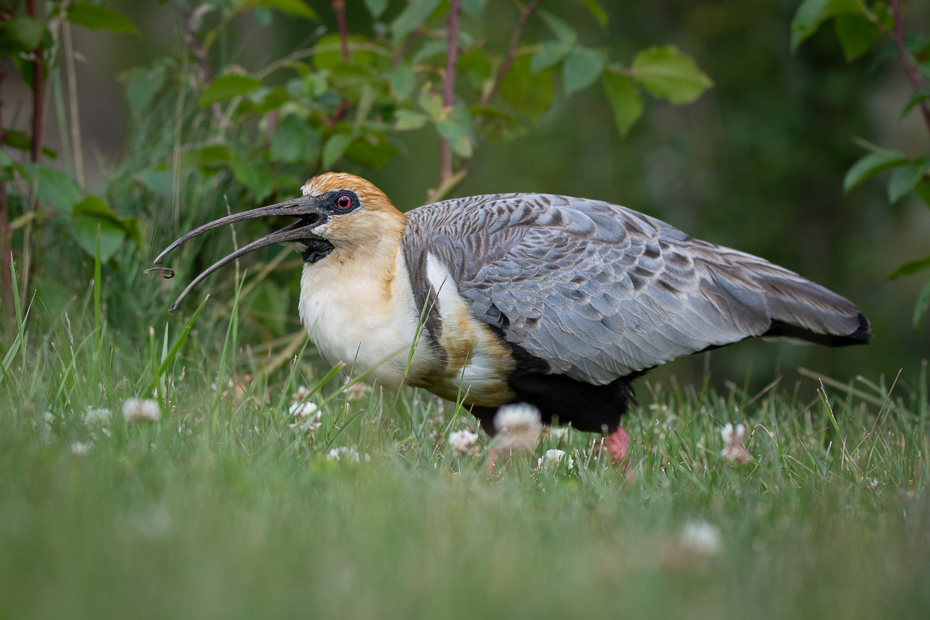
left=469, top=336, right=646, bottom=435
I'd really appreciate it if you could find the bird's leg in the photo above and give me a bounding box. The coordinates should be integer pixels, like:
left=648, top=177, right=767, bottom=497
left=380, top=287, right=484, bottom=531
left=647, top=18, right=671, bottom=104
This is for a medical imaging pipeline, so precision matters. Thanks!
left=471, top=405, right=500, bottom=477
left=606, top=426, right=634, bottom=481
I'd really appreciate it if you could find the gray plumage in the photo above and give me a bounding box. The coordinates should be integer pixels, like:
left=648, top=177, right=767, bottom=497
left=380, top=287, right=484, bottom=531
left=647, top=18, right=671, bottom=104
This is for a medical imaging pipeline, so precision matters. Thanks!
left=403, top=193, right=868, bottom=385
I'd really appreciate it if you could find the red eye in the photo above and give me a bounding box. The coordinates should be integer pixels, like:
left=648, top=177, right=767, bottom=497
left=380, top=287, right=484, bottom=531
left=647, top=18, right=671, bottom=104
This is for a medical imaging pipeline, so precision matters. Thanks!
left=336, top=195, right=352, bottom=210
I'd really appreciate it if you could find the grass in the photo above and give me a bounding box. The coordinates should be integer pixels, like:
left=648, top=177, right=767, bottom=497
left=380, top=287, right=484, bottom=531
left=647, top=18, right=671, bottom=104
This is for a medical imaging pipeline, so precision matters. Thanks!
left=1, top=259, right=929, bottom=620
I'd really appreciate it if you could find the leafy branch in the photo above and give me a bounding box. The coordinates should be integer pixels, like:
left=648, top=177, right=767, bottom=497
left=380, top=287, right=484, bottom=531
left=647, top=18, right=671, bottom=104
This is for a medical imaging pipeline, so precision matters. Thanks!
left=792, top=0, right=930, bottom=328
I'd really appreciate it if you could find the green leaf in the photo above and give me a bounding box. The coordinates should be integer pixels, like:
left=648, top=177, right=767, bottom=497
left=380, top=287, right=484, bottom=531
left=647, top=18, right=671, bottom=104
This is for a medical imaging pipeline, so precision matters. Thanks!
left=531, top=40, right=573, bottom=74
left=72, top=217, right=125, bottom=261
left=345, top=138, right=397, bottom=169
left=500, top=56, right=554, bottom=122
left=902, top=89, right=930, bottom=117
left=23, top=164, right=81, bottom=215
left=790, top=0, right=861, bottom=52
left=391, top=64, right=416, bottom=100
left=834, top=14, right=880, bottom=62
left=134, top=167, right=173, bottom=199
left=323, top=133, right=354, bottom=169
left=67, top=5, right=138, bottom=33
left=390, top=0, right=442, bottom=43
left=395, top=109, right=429, bottom=131
left=914, top=278, right=930, bottom=329
left=0, top=150, right=12, bottom=169
left=631, top=45, right=713, bottom=104
left=363, top=0, right=388, bottom=19
left=0, top=15, right=45, bottom=51
left=471, top=106, right=527, bottom=142
left=563, top=46, right=605, bottom=96
left=575, top=0, right=608, bottom=26
left=180, top=145, right=235, bottom=169
left=843, top=149, right=908, bottom=192
left=314, top=34, right=374, bottom=70
left=125, top=66, right=166, bottom=117
left=915, top=180, right=930, bottom=207
left=198, top=75, right=263, bottom=107
left=232, top=160, right=274, bottom=202
left=412, top=39, right=450, bottom=64
left=461, top=0, right=489, bottom=19
left=254, top=0, right=318, bottom=20
left=538, top=11, right=577, bottom=44
left=270, top=115, right=321, bottom=164
left=500, top=57, right=555, bottom=123
left=436, top=119, right=473, bottom=158
left=459, top=49, right=492, bottom=89
left=887, top=255, right=930, bottom=281
left=71, top=197, right=128, bottom=261
left=888, top=159, right=930, bottom=203
left=418, top=84, right=443, bottom=118
left=602, top=72, right=643, bottom=136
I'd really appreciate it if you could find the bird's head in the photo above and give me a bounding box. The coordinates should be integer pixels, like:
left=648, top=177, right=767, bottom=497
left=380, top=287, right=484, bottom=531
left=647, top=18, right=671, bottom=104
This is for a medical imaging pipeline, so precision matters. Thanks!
left=152, top=172, right=406, bottom=311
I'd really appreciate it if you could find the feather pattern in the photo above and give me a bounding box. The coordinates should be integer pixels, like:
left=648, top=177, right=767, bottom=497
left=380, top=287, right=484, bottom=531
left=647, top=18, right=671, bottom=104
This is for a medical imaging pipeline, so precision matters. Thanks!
left=403, top=193, right=868, bottom=385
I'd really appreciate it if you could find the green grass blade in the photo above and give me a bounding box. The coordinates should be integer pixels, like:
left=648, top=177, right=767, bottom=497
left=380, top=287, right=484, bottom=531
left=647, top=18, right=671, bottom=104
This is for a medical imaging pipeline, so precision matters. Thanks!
left=145, top=295, right=210, bottom=396
left=94, top=225, right=102, bottom=357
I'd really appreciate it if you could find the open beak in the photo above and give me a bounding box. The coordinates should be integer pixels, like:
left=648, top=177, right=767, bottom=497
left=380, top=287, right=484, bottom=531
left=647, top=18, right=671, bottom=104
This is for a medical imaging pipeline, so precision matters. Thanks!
left=152, top=195, right=325, bottom=312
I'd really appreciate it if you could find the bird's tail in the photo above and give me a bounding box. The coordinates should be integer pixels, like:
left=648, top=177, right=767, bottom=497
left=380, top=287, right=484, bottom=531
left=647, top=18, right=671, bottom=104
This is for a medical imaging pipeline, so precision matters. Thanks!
left=747, top=261, right=871, bottom=347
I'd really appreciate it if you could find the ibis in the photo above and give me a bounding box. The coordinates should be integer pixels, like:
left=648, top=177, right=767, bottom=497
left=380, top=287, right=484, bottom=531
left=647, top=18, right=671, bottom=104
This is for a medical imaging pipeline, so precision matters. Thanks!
left=154, top=173, right=871, bottom=462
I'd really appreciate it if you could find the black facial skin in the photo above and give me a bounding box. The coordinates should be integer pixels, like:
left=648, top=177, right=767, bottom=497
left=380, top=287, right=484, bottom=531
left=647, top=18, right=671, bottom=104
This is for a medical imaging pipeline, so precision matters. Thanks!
left=299, top=190, right=359, bottom=263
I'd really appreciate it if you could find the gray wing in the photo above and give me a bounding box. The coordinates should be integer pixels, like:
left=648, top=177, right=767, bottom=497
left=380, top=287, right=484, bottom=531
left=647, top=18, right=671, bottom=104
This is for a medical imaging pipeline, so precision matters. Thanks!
left=403, top=193, right=869, bottom=385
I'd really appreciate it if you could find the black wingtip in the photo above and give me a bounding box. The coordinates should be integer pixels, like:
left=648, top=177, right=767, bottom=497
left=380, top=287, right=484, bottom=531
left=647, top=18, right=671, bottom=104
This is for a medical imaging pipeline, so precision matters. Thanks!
left=764, top=312, right=873, bottom=347
left=846, top=312, right=873, bottom=343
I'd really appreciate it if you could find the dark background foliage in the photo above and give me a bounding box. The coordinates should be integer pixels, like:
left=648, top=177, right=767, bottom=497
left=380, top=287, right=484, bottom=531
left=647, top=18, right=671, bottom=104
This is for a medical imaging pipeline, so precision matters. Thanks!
left=2, top=0, right=928, bottom=395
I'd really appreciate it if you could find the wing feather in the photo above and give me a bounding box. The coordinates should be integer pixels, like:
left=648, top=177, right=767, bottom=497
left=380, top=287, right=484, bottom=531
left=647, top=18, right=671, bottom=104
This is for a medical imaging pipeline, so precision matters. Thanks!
left=402, top=193, right=869, bottom=384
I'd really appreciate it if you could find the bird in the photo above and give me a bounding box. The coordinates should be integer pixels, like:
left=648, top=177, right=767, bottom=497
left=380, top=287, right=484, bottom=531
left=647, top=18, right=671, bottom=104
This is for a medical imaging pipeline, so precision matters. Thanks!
left=153, top=172, right=871, bottom=463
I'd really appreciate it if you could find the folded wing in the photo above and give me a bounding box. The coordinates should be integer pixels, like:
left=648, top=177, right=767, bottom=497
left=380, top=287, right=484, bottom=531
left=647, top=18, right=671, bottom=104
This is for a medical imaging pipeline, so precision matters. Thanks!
left=403, top=193, right=869, bottom=385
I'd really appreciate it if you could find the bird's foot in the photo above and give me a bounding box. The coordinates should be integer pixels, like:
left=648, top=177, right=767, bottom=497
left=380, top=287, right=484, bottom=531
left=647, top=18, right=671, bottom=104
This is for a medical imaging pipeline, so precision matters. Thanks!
left=606, top=426, right=634, bottom=481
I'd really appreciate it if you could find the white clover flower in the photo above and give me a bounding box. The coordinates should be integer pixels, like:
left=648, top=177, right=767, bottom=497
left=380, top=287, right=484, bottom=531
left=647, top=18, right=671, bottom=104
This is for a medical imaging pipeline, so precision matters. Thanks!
left=720, top=422, right=752, bottom=465
left=289, top=411, right=322, bottom=437
left=43, top=411, right=54, bottom=429
left=70, top=441, right=92, bottom=456
left=494, top=403, right=541, bottom=451
left=546, top=427, right=569, bottom=441
left=345, top=381, right=370, bottom=401
left=537, top=448, right=574, bottom=471
left=122, top=398, right=161, bottom=423
left=327, top=446, right=360, bottom=463
left=83, top=407, right=112, bottom=427
left=289, top=401, right=319, bottom=419
left=680, top=520, right=722, bottom=556
left=292, top=385, right=310, bottom=401
left=448, top=429, right=479, bottom=456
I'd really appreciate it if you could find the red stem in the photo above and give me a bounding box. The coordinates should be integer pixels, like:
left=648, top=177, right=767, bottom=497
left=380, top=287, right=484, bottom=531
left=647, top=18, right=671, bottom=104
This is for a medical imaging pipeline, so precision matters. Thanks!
left=440, top=0, right=462, bottom=184
left=481, top=0, right=542, bottom=106
left=0, top=69, right=12, bottom=317
left=331, top=0, right=349, bottom=61
left=889, top=0, right=930, bottom=136
left=27, top=0, right=43, bottom=163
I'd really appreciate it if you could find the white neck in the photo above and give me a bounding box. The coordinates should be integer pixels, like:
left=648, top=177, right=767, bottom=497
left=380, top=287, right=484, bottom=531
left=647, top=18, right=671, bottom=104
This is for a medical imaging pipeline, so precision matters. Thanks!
left=298, top=238, right=435, bottom=388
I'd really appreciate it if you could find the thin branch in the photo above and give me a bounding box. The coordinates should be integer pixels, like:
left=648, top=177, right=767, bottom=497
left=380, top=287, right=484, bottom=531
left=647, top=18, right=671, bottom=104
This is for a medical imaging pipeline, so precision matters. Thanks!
left=330, top=0, right=349, bottom=61
left=439, top=0, right=462, bottom=185
left=184, top=8, right=221, bottom=119
left=20, top=0, right=46, bottom=317
left=889, top=0, right=930, bottom=136
left=62, top=20, right=84, bottom=189
left=26, top=0, right=43, bottom=163
left=392, top=30, right=420, bottom=68
left=480, top=0, right=542, bottom=107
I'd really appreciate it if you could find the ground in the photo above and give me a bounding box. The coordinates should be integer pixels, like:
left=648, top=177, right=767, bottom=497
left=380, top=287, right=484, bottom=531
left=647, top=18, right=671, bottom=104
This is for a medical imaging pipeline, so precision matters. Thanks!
left=0, top=295, right=928, bottom=620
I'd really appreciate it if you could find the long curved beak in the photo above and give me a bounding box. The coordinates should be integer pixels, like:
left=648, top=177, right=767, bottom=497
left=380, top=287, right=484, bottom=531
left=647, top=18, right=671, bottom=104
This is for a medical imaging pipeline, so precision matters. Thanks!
left=152, top=195, right=324, bottom=312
